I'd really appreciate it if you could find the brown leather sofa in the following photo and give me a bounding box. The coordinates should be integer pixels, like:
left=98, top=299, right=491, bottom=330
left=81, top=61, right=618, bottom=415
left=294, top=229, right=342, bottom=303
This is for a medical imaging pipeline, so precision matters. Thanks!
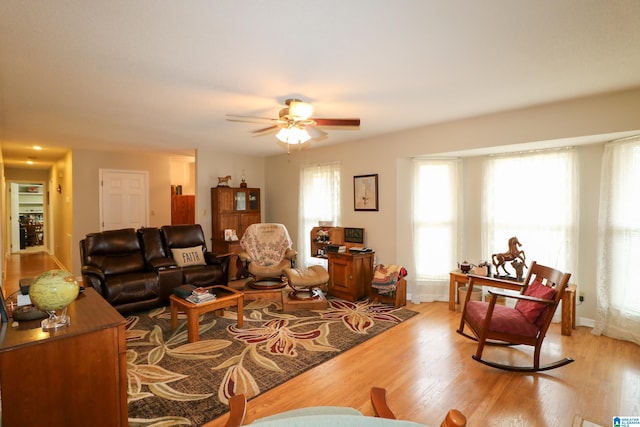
left=80, top=225, right=230, bottom=314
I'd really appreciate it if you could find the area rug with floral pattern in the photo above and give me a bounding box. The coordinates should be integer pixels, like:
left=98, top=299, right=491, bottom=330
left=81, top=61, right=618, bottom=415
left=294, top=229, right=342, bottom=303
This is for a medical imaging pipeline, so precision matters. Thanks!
left=126, top=296, right=417, bottom=426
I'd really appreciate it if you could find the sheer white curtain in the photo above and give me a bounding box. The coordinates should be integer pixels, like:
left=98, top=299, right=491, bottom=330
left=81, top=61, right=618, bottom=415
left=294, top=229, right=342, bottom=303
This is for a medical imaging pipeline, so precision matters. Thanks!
left=593, top=136, right=640, bottom=345
left=482, top=148, right=578, bottom=277
left=412, top=158, right=462, bottom=301
left=298, top=162, right=341, bottom=268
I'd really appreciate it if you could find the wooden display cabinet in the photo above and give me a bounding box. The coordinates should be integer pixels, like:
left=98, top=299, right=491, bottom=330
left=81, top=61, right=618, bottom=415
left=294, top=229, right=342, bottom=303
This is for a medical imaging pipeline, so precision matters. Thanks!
left=327, top=251, right=375, bottom=302
left=211, top=187, right=261, bottom=279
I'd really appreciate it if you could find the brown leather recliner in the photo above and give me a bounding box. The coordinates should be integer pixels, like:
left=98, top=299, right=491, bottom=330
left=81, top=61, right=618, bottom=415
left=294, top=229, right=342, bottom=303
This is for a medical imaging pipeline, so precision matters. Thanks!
left=80, top=228, right=164, bottom=314
left=137, top=227, right=184, bottom=303
left=80, top=225, right=230, bottom=315
left=160, top=224, right=230, bottom=287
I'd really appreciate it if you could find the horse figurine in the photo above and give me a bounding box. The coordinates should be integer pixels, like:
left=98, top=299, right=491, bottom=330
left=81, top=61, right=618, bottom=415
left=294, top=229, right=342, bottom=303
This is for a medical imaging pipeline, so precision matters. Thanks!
left=511, top=259, right=527, bottom=280
left=491, top=236, right=526, bottom=277
left=217, top=175, right=232, bottom=187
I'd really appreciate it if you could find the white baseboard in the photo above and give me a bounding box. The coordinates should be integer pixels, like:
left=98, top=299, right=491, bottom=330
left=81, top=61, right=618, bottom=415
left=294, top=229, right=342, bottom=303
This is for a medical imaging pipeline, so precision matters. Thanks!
left=577, top=316, right=595, bottom=328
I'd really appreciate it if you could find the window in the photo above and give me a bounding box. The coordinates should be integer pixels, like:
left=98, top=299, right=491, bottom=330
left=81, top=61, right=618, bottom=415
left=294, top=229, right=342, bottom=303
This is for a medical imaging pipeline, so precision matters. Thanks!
left=593, top=137, right=640, bottom=345
left=298, top=162, right=341, bottom=267
left=482, top=148, right=578, bottom=276
left=412, top=159, right=462, bottom=282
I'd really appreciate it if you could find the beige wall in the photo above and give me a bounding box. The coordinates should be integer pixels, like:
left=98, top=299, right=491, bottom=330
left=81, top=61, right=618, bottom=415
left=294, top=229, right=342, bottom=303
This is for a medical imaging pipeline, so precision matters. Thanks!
left=194, top=149, right=266, bottom=244
left=49, top=152, right=73, bottom=270
left=264, top=87, right=640, bottom=325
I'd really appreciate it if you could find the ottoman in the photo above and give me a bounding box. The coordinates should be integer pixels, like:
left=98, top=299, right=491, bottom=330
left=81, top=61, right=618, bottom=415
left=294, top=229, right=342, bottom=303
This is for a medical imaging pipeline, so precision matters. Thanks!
left=282, top=265, right=329, bottom=311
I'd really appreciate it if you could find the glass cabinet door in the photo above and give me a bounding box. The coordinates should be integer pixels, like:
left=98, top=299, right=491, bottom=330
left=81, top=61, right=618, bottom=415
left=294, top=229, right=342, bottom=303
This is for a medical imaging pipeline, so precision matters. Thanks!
left=248, top=190, right=259, bottom=211
left=235, top=191, right=246, bottom=210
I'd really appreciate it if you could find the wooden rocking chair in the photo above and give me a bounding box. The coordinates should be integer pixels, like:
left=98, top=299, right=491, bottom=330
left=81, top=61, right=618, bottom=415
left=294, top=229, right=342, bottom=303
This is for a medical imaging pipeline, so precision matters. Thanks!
left=209, top=387, right=466, bottom=427
left=457, top=261, right=573, bottom=372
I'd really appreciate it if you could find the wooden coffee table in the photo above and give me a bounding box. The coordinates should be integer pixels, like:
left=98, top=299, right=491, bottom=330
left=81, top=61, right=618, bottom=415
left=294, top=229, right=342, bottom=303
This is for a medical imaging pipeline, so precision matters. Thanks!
left=170, top=285, right=244, bottom=343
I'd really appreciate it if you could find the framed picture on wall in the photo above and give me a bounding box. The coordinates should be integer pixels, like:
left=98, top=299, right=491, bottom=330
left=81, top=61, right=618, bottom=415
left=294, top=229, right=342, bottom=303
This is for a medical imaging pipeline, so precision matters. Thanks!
left=354, top=174, right=379, bottom=211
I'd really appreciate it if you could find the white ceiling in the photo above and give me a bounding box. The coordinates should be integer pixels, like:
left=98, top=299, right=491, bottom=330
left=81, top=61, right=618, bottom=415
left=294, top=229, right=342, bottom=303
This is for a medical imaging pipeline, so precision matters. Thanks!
left=1, top=1, right=640, bottom=169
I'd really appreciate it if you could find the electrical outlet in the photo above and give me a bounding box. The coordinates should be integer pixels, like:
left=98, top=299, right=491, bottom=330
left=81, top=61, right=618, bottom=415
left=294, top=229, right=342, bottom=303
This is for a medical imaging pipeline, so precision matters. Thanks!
left=579, top=294, right=585, bottom=302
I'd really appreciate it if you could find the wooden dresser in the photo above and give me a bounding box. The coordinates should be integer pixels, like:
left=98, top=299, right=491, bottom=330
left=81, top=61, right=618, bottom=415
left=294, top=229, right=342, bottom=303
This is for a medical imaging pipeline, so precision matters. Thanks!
left=0, top=288, right=128, bottom=427
left=327, top=251, right=375, bottom=302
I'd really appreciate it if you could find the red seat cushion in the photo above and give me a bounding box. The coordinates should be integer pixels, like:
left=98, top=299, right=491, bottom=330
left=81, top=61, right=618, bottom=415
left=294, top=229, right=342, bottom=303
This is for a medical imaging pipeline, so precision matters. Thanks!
left=466, top=301, right=540, bottom=337
left=515, top=280, right=556, bottom=324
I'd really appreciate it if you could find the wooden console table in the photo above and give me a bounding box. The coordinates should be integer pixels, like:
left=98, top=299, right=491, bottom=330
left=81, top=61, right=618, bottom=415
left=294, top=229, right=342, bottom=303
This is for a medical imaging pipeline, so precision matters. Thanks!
left=449, top=270, right=577, bottom=336
left=0, top=288, right=128, bottom=427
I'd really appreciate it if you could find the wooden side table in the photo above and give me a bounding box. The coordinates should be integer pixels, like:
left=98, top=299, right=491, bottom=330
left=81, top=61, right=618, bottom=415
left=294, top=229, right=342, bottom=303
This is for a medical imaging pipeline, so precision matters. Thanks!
left=449, top=270, right=469, bottom=311
left=327, top=251, right=375, bottom=302
left=170, top=285, right=244, bottom=342
left=562, top=284, right=577, bottom=336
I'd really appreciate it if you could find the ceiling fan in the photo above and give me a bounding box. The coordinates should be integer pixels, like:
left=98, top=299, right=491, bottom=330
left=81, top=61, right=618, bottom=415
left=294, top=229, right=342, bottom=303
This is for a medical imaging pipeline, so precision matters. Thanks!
left=226, top=99, right=360, bottom=151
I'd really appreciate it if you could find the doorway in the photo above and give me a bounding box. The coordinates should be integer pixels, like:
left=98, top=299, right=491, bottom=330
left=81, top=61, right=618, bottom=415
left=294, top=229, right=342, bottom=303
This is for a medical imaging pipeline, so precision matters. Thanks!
left=9, top=181, right=46, bottom=253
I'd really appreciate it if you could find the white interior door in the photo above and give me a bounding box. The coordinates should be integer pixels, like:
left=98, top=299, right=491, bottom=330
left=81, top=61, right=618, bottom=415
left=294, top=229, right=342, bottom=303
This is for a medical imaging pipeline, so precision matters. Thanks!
left=99, top=169, right=149, bottom=231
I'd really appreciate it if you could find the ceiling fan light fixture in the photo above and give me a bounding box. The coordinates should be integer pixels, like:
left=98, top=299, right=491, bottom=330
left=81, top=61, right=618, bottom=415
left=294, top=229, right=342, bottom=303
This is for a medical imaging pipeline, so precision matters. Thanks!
left=227, top=98, right=360, bottom=152
left=276, top=126, right=311, bottom=145
left=287, top=100, right=313, bottom=120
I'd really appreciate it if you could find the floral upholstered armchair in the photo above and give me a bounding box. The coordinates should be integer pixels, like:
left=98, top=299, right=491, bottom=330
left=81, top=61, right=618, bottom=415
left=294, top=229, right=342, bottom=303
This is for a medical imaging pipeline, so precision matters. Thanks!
left=237, top=223, right=297, bottom=288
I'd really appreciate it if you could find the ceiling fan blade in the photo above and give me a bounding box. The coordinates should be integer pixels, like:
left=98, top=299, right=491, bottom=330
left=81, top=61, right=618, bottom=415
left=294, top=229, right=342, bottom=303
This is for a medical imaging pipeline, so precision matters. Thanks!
left=251, top=125, right=280, bottom=134
left=226, top=119, right=276, bottom=126
left=226, top=114, right=279, bottom=123
left=312, top=118, right=361, bottom=127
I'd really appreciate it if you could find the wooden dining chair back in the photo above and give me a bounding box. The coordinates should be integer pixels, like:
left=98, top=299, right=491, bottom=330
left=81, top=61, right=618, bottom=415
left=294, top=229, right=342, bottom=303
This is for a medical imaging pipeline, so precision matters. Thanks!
left=370, top=387, right=466, bottom=427
left=207, top=388, right=467, bottom=427
left=457, top=261, right=573, bottom=372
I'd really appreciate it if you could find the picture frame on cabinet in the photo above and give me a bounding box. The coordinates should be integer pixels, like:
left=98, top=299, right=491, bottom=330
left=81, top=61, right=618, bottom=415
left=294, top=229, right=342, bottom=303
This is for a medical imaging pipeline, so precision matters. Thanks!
left=224, top=229, right=239, bottom=241
left=354, top=174, right=379, bottom=211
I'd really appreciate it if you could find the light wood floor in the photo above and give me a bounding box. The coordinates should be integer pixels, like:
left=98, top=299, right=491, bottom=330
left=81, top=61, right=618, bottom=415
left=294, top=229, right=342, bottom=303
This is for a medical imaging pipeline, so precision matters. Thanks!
left=4, top=252, right=639, bottom=426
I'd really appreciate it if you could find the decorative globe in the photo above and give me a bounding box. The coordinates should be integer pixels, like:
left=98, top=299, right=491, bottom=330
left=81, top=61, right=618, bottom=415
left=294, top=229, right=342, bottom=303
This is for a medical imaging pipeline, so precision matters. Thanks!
left=29, top=269, right=80, bottom=312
